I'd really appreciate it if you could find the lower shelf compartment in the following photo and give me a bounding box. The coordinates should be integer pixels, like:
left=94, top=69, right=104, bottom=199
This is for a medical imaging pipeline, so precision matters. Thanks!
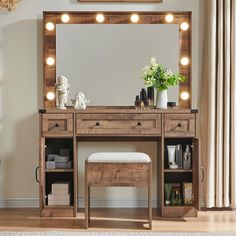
left=42, top=207, right=75, bottom=217
left=162, top=205, right=197, bottom=217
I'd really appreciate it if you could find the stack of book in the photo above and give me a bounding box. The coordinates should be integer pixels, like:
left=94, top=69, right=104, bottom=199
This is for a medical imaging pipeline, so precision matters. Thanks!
left=48, top=182, right=70, bottom=206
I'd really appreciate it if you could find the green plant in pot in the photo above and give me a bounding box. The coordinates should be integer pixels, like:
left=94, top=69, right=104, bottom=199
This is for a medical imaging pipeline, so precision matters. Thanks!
left=164, top=183, right=172, bottom=206
left=140, top=57, right=186, bottom=109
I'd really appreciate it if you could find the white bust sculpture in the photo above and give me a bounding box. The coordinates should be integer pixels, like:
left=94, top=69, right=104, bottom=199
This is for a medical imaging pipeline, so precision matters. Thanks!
left=71, top=92, right=89, bottom=110
left=55, top=76, right=70, bottom=110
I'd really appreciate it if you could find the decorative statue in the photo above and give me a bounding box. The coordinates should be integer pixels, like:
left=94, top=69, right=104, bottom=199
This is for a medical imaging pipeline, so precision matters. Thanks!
left=71, top=92, right=89, bottom=110
left=55, top=76, right=70, bottom=110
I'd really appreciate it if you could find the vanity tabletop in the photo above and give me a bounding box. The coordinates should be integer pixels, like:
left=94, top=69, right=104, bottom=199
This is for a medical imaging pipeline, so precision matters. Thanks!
left=39, top=106, right=198, bottom=114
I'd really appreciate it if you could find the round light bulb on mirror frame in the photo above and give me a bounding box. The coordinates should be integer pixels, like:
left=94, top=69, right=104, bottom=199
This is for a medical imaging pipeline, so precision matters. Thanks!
left=165, top=14, right=174, bottom=23
left=45, top=22, right=55, bottom=31
left=180, top=22, right=189, bottom=31
left=96, top=14, right=105, bottom=23
left=180, top=91, right=190, bottom=101
left=180, top=57, right=190, bottom=66
left=61, top=14, right=70, bottom=23
left=46, top=91, right=55, bottom=101
left=46, top=57, right=55, bottom=66
left=130, top=14, right=139, bottom=23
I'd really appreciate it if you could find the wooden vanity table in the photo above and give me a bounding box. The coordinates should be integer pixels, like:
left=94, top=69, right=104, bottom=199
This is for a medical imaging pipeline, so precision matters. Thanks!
left=39, top=107, right=199, bottom=218
left=39, top=11, right=199, bottom=219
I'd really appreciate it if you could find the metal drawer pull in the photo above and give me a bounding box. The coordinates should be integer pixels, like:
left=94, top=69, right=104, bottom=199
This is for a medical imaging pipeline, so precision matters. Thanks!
left=137, top=122, right=142, bottom=126
left=201, top=166, right=205, bottom=182
left=35, top=166, right=39, bottom=183
left=55, top=123, right=59, bottom=127
left=177, top=123, right=182, bottom=127
left=95, top=122, right=100, bottom=126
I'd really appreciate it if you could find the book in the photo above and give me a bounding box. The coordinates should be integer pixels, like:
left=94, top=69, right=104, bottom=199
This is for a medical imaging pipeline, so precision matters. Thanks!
left=48, top=194, right=70, bottom=201
left=51, top=182, right=70, bottom=194
left=48, top=199, right=70, bottom=206
left=52, top=182, right=69, bottom=190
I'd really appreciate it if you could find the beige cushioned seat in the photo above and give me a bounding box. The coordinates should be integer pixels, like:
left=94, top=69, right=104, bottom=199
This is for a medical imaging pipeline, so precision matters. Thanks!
left=87, top=152, right=151, bottom=163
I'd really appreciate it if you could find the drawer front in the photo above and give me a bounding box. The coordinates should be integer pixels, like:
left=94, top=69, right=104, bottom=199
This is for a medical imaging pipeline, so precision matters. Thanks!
left=77, top=114, right=161, bottom=136
left=164, top=114, right=195, bottom=137
left=42, top=114, right=73, bottom=136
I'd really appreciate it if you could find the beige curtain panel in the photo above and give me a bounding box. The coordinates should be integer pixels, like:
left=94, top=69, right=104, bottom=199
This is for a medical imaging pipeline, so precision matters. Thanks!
left=202, top=0, right=236, bottom=208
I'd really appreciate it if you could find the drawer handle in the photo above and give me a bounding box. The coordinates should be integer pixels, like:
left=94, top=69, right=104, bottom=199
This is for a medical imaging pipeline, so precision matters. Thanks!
left=137, top=122, right=142, bottom=126
left=35, top=166, right=39, bottom=183
left=177, top=123, right=182, bottom=128
left=95, top=122, right=100, bottom=126
left=55, top=123, right=60, bottom=128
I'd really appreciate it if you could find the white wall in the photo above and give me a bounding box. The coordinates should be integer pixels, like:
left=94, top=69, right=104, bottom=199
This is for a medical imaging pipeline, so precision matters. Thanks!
left=0, top=0, right=203, bottom=207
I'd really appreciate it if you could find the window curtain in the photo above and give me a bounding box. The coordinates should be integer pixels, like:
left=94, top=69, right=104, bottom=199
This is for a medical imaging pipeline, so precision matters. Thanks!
left=202, top=0, right=236, bottom=208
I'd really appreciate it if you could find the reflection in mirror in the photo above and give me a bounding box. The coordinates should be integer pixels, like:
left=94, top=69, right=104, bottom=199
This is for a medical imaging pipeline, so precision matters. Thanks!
left=56, top=24, right=179, bottom=106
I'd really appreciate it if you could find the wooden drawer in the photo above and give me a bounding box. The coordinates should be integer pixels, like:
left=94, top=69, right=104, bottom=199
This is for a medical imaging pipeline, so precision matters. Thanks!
left=42, top=114, right=73, bottom=136
left=164, top=114, right=195, bottom=137
left=76, top=114, right=161, bottom=136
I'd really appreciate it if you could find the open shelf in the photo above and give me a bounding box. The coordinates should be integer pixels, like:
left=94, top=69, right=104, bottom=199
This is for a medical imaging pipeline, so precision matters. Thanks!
left=45, top=169, right=74, bottom=173
left=164, top=169, right=192, bottom=173
left=164, top=205, right=194, bottom=208
left=44, top=205, right=74, bottom=209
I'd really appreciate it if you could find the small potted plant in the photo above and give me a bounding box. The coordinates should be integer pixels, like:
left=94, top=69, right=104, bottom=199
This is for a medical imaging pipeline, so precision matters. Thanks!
left=140, top=57, right=185, bottom=109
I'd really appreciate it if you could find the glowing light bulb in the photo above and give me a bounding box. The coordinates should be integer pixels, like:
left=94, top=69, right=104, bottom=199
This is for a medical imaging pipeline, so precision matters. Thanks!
left=180, top=91, right=190, bottom=100
left=45, top=22, right=55, bottom=31
left=165, top=14, right=174, bottom=23
left=180, top=57, right=190, bottom=66
left=131, top=14, right=139, bottom=23
left=46, top=57, right=55, bottom=66
left=61, top=14, right=70, bottom=23
left=96, top=14, right=105, bottom=23
left=46, top=91, right=55, bottom=101
left=180, top=22, right=189, bottom=31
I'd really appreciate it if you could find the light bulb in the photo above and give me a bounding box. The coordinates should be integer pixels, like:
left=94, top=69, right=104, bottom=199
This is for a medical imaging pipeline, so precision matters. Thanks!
left=180, top=22, right=189, bottom=31
left=45, top=22, right=55, bottom=31
left=180, top=57, right=190, bottom=66
left=131, top=14, right=139, bottom=23
left=165, top=14, right=174, bottom=23
left=180, top=91, right=190, bottom=100
left=96, top=14, right=105, bottom=23
left=46, top=91, right=55, bottom=101
left=46, top=57, right=55, bottom=66
left=61, top=14, right=70, bottom=23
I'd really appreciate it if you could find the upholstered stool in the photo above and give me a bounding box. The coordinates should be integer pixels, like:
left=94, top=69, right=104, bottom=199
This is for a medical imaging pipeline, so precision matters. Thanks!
left=85, top=152, right=152, bottom=229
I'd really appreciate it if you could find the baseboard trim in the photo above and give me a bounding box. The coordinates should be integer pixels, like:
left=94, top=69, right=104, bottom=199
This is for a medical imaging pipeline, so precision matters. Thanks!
left=0, top=198, right=158, bottom=208
left=0, top=198, right=39, bottom=208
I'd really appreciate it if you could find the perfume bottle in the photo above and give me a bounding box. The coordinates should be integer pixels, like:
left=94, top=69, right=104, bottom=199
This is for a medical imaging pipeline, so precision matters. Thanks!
left=134, top=95, right=140, bottom=109
left=176, top=144, right=183, bottom=168
left=183, top=144, right=192, bottom=169
left=147, top=87, right=154, bottom=107
left=140, top=88, right=148, bottom=109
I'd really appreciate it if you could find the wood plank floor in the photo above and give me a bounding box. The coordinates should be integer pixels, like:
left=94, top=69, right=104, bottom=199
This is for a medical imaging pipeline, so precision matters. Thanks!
left=0, top=208, right=235, bottom=232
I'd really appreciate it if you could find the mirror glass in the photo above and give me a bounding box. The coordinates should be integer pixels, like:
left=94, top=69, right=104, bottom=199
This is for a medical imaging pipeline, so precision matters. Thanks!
left=56, top=24, right=179, bottom=106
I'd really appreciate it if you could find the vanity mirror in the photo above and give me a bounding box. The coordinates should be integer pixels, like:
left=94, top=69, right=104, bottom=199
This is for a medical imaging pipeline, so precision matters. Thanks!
left=43, top=12, right=192, bottom=109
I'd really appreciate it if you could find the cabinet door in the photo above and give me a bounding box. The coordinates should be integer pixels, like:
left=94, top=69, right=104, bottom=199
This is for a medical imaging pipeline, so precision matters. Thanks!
left=39, top=137, right=45, bottom=212
left=192, top=138, right=199, bottom=210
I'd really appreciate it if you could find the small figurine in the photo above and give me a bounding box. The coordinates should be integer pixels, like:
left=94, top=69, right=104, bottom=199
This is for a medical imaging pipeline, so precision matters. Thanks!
left=71, top=92, right=89, bottom=110
left=55, top=76, right=70, bottom=110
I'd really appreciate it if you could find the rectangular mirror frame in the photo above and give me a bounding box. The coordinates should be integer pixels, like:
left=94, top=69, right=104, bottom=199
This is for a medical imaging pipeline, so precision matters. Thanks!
left=43, top=11, right=192, bottom=109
